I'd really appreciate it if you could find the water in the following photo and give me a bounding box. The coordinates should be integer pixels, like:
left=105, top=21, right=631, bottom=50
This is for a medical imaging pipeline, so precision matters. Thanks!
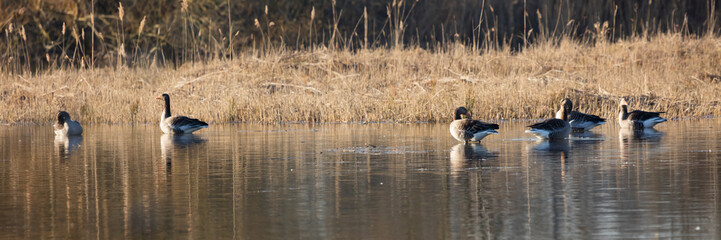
left=1, top=120, right=720, bottom=239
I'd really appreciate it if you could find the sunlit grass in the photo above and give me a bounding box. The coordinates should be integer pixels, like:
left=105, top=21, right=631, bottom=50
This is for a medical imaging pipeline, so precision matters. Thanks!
left=1, top=33, right=720, bottom=124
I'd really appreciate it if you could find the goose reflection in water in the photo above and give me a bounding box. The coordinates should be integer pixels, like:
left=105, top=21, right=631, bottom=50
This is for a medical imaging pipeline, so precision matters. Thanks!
left=569, top=131, right=605, bottom=152
left=528, top=139, right=570, bottom=154
left=449, top=143, right=493, bottom=172
left=54, top=135, right=83, bottom=160
left=570, top=131, right=605, bottom=140
left=619, top=127, right=665, bottom=166
left=527, top=139, right=571, bottom=174
left=160, top=134, right=207, bottom=173
left=619, top=127, right=664, bottom=141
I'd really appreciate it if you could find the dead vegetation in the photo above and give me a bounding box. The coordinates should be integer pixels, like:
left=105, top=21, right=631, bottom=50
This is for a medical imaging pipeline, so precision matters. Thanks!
left=1, top=33, right=720, bottom=124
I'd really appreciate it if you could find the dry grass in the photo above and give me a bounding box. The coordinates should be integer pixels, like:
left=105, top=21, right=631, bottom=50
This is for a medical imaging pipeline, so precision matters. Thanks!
left=1, top=33, right=721, bottom=124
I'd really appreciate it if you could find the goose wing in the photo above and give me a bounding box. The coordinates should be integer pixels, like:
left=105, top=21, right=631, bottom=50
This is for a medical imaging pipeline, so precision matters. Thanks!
left=628, top=110, right=664, bottom=121
left=460, top=119, right=499, bottom=134
left=527, top=118, right=567, bottom=131
left=569, top=111, right=606, bottom=123
left=166, top=115, right=208, bottom=133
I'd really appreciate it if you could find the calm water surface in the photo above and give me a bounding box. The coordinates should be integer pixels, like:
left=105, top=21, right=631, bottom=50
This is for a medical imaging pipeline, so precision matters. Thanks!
left=1, top=120, right=720, bottom=239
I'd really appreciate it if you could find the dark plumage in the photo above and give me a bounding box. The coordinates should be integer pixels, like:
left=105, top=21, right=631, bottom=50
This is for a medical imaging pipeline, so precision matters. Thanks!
left=526, top=100, right=571, bottom=139
left=527, top=118, right=568, bottom=131
left=54, top=111, right=83, bottom=136
left=627, top=110, right=665, bottom=121
left=556, top=98, right=606, bottom=131
left=568, top=111, right=606, bottom=123
left=157, top=93, right=209, bottom=134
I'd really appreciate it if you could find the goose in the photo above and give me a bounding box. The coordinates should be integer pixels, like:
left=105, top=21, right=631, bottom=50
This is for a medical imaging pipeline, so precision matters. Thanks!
left=449, top=107, right=499, bottom=143
left=156, top=93, right=208, bottom=134
left=54, top=111, right=83, bottom=136
left=526, top=101, right=571, bottom=139
left=618, top=98, right=666, bottom=129
left=555, top=98, right=606, bottom=132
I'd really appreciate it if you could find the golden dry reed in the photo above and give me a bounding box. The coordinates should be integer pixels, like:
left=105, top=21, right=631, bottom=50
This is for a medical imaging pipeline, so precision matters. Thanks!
left=1, top=34, right=721, bottom=124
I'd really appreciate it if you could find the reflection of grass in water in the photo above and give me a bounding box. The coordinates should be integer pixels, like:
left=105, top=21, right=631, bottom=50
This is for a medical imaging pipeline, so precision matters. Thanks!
left=2, top=35, right=721, bottom=124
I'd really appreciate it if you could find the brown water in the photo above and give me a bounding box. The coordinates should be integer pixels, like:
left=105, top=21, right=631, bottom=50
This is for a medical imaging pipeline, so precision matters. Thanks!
left=1, top=120, right=720, bottom=239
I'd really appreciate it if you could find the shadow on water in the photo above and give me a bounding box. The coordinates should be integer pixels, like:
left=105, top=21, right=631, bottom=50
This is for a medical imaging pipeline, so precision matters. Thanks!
left=619, top=128, right=666, bottom=164
left=570, top=131, right=605, bottom=140
left=54, top=135, right=83, bottom=160
left=619, top=128, right=665, bottom=141
left=449, top=143, right=495, bottom=172
left=528, top=139, right=571, bottom=155
left=161, top=134, right=207, bottom=173
left=447, top=143, right=493, bottom=239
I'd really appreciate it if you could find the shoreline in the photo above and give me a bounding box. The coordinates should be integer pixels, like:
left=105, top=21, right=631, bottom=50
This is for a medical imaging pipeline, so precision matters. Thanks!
left=3, top=115, right=717, bottom=127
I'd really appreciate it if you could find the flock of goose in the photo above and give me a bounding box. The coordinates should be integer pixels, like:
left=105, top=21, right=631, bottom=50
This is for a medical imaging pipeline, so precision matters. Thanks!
left=54, top=94, right=666, bottom=144
left=55, top=93, right=208, bottom=136
left=450, top=98, right=667, bottom=143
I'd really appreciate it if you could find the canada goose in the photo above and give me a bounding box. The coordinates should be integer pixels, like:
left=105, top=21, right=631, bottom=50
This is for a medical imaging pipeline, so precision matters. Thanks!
left=555, top=98, right=606, bottom=132
left=449, top=107, right=499, bottom=143
left=54, top=111, right=83, bottom=136
left=526, top=101, right=571, bottom=139
left=156, top=93, right=208, bottom=134
left=618, top=98, right=666, bottom=129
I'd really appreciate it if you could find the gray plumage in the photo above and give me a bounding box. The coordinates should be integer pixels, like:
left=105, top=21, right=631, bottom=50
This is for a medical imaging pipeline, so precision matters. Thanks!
left=556, top=98, right=606, bottom=131
left=449, top=107, right=499, bottom=143
left=526, top=100, right=571, bottom=139
left=618, top=98, right=666, bottom=129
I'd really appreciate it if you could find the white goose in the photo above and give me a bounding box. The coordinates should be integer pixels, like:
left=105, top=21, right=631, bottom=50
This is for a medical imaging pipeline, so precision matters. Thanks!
left=526, top=100, right=571, bottom=139
left=618, top=98, right=666, bottom=129
left=449, top=107, right=499, bottom=143
left=156, top=93, right=208, bottom=134
left=54, top=111, right=83, bottom=136
left=555, top=98, right=606, bottom=132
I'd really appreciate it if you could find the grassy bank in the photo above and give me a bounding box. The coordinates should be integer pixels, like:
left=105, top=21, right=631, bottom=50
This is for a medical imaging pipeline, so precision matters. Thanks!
left=2, top=34, right=721, bottom=124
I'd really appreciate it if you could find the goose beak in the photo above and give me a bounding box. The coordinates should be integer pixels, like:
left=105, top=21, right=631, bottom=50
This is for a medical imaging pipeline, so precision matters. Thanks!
left=155, top=96, right=162, bottom=99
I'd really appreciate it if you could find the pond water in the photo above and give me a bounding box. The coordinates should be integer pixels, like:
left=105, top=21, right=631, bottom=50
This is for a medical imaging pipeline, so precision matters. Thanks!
left=1, top=119, right=720, bottom=239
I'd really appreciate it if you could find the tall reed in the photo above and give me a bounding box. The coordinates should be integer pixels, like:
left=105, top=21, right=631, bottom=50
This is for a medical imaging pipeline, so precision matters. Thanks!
left=0, top=1, right=720, bottom=124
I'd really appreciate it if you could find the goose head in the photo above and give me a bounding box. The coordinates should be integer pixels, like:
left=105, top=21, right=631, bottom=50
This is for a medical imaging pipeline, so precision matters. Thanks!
left=619, top=98, right=629, bottom=121
left=454, top=107, right=470, bottom=120
left=57, top=111, right=71, bottom=124
left=156, top=93, right=171, bottom=117
left=155, top=93, right=170, bottom=102
left=560, top=98, right=573, bottom=112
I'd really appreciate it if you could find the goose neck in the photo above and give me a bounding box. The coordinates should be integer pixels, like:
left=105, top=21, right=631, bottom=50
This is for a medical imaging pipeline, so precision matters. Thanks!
left=164, top=98, right=171, bottom=118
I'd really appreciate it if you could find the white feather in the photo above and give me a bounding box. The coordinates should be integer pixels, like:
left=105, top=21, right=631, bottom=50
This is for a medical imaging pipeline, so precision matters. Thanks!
left=525, top=129, right=551, bottom=139
left=56, top=120, right=83, bottom=136
left=642, top=117, right=666, bottom=128
left=570, top=120, right=604, bottom=131
left=160, top=111, right=172, bottom=134
left=470, top=130, right=498, bottom=142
